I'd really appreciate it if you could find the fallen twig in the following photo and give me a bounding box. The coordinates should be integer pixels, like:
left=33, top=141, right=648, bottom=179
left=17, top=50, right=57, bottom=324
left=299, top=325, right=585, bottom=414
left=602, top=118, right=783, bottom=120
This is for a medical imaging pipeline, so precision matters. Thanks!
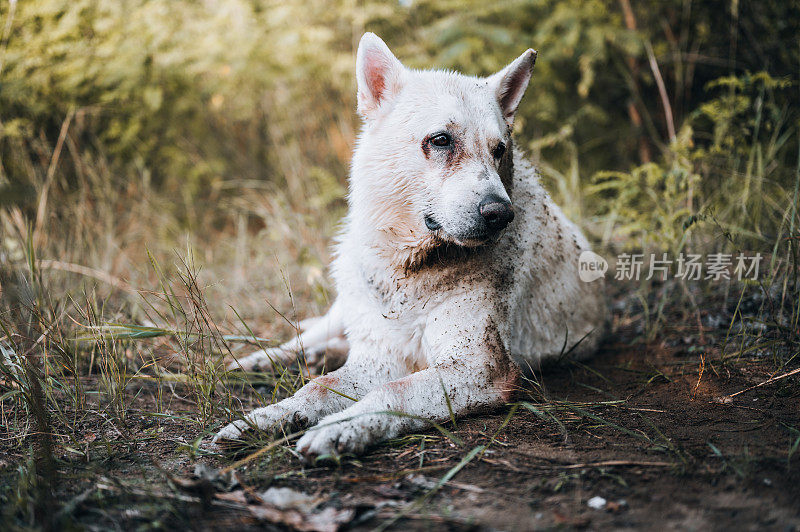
left=559, top=460, right=673, bottom=469
left=723, top=367, right=800, bottom=400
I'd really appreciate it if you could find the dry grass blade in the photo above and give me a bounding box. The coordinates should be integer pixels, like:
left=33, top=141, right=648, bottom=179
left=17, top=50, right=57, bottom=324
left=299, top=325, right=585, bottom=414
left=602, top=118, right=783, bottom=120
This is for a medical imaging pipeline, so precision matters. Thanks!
left=36, top=260, right=138, bottom=295
left=219, top=430, right=305, bottom=475
left=76, top=323, right=270, bottom=344
left=440, top=377, right=457, bottom=430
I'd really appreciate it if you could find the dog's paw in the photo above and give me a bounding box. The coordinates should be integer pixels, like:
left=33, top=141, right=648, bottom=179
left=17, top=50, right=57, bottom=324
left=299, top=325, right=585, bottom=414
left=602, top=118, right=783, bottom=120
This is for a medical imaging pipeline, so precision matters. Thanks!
left=295, top=417, right=369, bottom=460
left=213, top=419, right=252, bottom=442
left=212, top=404, right=301, bottom=445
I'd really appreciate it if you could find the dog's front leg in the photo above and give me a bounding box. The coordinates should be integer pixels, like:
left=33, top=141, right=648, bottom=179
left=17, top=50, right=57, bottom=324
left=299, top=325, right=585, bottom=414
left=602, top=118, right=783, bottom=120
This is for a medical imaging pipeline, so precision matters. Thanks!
left=214, top=348, right=409, bottom=443
left=296, top=315, right=518, bottom=458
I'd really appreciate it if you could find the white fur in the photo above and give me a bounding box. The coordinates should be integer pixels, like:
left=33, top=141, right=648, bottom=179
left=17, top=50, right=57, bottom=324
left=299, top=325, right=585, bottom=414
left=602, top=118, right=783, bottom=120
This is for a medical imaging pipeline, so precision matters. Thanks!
left=215, top=33, right=607, bottom=458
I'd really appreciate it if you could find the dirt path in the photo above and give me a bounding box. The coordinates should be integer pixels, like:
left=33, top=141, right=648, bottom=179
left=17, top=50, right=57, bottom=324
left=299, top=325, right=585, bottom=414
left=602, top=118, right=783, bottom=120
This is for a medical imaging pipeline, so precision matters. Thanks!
left=2, top=325, right=799, bottom=530
left=226, top=340, right=799, bottom=530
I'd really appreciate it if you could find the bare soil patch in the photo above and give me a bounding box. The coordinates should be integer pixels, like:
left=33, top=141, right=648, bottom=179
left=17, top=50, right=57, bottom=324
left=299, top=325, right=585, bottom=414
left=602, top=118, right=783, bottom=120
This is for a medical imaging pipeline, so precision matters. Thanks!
left=2, top=300, right=799, bottom=531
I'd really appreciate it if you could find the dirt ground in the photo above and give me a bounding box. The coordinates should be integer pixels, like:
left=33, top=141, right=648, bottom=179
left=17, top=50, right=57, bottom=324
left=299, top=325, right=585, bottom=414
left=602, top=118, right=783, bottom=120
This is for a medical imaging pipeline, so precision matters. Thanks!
left=2, top=296, right=800, bottom=531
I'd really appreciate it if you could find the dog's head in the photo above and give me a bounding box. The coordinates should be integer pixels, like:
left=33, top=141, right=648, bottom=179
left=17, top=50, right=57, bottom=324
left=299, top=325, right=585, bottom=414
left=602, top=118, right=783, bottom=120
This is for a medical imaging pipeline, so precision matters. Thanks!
left=349, top=33, right=536, bottom=269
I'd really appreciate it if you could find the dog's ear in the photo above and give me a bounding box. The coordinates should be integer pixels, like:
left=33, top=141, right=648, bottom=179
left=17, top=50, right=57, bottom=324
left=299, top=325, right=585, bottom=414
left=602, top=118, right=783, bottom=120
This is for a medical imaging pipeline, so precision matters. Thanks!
left=488, top=49, right=537, bottom=124
left=356, top=33, right=405, bottom=119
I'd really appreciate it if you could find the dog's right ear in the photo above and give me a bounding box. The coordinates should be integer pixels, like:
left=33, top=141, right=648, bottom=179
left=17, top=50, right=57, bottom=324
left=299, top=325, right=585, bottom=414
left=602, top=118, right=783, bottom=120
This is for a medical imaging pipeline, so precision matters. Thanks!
left=356, top=33, right=405, bottom=120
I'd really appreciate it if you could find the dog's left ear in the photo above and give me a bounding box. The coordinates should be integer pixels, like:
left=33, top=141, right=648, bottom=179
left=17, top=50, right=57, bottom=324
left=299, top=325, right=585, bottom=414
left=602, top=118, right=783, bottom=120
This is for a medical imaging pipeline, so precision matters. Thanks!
left=488, top=49, right=537, bottom=124
left=356, top=33, right=405, bottom=120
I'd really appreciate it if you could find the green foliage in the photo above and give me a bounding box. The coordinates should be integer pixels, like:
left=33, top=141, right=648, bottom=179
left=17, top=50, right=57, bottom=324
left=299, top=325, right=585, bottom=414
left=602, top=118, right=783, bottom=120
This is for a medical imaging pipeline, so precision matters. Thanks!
left=589, top=151, right=698, bottom=250
left=0, top=0, right=798, bottom=260
left=588, top=70, right=796, bottom=251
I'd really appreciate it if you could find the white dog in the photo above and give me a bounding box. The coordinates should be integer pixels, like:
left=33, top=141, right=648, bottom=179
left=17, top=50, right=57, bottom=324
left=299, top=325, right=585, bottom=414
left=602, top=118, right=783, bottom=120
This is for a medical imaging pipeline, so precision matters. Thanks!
left=215, top=33, right=607, bottom=458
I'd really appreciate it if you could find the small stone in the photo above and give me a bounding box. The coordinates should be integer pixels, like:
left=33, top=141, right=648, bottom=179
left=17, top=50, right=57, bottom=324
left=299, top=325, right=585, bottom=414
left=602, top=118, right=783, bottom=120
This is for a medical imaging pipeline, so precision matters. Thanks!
left=587, top=496, right=607, bottom=510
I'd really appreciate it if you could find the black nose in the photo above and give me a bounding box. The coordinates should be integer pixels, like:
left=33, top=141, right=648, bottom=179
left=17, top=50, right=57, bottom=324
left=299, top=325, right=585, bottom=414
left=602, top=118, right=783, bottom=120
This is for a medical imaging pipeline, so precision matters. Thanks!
left=479, top=195, right=514, bottom=233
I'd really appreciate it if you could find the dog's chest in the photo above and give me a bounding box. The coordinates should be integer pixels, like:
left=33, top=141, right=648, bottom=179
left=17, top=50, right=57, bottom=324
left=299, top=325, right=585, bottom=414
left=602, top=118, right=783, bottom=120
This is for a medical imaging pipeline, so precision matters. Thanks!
left=364, top=272, right=413, bottom=317
left=351, top=268, right=457, bottom=367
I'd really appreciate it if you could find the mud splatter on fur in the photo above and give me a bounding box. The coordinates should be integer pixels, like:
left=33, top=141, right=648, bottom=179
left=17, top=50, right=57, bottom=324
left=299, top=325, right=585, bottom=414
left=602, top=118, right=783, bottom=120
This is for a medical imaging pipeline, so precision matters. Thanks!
left=217, top=33, right=607, bottom=458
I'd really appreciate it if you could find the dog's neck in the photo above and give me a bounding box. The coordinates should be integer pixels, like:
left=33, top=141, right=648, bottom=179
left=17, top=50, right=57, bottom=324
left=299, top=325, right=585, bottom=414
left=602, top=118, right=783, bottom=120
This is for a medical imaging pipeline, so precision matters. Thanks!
left=347, top=218, right=448, bottom=276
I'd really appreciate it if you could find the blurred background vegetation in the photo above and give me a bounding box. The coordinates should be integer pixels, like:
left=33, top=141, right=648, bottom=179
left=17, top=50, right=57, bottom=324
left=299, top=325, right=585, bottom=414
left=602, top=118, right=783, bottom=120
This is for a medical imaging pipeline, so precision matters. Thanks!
left=0, top=0, right=798, bottom=322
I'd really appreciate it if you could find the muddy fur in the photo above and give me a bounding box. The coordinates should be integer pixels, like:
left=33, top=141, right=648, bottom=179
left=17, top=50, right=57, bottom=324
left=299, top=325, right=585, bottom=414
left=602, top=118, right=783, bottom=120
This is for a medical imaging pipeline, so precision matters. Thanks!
left=217, top=33, right=608, bottom=458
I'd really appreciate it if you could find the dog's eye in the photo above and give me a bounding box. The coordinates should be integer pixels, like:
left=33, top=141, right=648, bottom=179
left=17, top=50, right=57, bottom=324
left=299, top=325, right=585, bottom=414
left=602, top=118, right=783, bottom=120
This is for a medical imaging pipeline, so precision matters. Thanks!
left=429, top=133, right=452, bottom=148
left=493, top=142, right=506, bottom=159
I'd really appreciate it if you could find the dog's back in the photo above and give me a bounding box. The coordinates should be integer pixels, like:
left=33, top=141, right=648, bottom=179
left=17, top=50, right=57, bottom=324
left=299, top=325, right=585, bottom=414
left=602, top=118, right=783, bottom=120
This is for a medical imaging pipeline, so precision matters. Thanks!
left=496, top=153, right=607, bottom=366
